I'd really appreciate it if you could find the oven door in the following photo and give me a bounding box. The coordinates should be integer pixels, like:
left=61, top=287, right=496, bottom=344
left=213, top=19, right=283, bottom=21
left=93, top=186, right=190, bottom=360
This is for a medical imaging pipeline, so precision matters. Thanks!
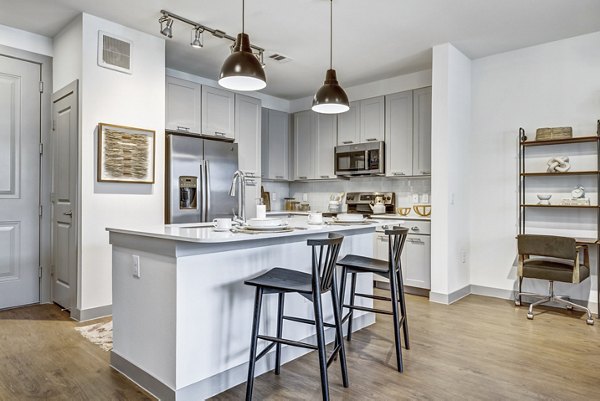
left=336, top=150, right=367, bottom=175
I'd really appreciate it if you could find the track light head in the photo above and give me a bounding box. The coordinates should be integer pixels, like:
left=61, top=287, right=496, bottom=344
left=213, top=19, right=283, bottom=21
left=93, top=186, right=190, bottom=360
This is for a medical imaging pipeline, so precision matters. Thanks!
left=191, top=27, right=204, bottom=48
left=160, top=17, right=173, bottom=38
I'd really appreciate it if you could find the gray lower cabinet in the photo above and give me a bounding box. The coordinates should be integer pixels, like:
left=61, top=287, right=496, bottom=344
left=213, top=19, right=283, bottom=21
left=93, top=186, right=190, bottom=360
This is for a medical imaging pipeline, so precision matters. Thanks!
left=202, top=85, right=235, bottom=139
left=385, top=87, right=431, bottom=177
left=261, top=108, right=290, bottom=181
left=165, top=76, right=201, bottom=134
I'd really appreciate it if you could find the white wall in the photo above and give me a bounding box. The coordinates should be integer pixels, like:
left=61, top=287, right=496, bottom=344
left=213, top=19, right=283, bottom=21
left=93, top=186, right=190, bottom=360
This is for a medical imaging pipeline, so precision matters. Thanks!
left=469, top=31, right=600, bottom=309
left=430, top=43, right=472, bottom=303
left=289, top=69, right=432, bottom=113
left=52, top=17, right=82, bottom=91
left=77, top=14, right=165, bottom=311
left=0, top=23, right=53, bottom=57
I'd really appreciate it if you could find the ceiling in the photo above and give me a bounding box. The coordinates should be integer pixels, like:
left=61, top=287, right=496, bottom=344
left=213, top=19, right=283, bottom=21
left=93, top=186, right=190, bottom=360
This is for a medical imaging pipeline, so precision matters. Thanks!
left=2, top=0, right=600, bottom=99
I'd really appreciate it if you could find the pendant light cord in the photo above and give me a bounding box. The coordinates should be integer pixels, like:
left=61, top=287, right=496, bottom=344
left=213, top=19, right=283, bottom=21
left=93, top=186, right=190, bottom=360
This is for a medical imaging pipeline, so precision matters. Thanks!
left=242, top=0, right=245, bottom=33
left=329, top=0, right=333, bottom=69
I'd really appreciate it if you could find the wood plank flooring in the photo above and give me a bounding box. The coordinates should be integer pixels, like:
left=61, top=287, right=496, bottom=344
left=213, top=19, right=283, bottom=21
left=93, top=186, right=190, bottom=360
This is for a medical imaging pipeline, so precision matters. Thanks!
left=0, top=292, right=599, bottom=400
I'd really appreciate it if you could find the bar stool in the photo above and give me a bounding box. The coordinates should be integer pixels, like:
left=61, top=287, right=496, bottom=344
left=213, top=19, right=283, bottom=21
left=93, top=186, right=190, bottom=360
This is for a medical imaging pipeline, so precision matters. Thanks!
left=244, top=233, right=348, bottom=401
left=336, top=226, right=409, bottom=372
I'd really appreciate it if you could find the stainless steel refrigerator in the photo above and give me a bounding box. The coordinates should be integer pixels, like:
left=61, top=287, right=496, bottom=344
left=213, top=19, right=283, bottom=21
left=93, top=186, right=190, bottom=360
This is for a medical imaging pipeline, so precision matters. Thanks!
left=166, top=134, right=238, bottom=224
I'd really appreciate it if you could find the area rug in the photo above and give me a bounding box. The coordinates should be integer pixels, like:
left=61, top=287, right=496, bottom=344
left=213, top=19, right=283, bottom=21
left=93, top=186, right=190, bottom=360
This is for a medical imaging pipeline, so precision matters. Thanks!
left=75, top=321, right=113, bottom=351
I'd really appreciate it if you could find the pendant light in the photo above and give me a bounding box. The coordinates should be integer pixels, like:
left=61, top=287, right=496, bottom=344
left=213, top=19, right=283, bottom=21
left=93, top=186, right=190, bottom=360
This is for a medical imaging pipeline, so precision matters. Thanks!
left=312, top=0, right=349, bottom=114
left=218, top=0, right=266, bottom=91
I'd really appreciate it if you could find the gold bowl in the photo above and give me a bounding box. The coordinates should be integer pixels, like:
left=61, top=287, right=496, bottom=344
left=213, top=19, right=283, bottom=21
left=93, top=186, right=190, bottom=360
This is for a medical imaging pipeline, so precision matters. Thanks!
left=396, top=207, right=411, bottom=216
left=413, top=204, right=431, bottom=217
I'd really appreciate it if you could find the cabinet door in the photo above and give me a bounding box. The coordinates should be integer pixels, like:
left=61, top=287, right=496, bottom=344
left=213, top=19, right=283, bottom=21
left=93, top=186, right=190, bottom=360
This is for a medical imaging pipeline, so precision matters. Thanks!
left=374, top=233, right=390, bottom=283
left=202, top=86, right=235, bottom=139
left=267, top=109, right=290, bottom=180
left=293, top=111, right=315, bottom=180
left=235, top=95, right=262, bottom=218
left=260, top=108, right=269, bottom=179
left=403, top=235, right=431, bottom=289
left=412, top=87, right=432, bottom=176
left=360, top=96, right=385, bottom=142
left=385, top=91, right=413, bottom=177
left=315, top=114, right=337, bottom=179
left=166, top=76, right=201, bottom=134
left=337, top=101, right=360, bottom=145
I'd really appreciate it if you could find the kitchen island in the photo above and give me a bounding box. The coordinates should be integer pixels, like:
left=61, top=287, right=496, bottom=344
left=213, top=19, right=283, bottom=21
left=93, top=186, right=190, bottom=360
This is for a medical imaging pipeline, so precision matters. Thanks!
left=107, top=216, right=401, bottom=401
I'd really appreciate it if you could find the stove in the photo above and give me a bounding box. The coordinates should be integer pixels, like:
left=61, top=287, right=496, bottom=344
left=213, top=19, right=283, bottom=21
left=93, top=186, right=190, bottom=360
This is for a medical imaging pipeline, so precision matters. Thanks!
left=345, top=192, right=395, bottom=215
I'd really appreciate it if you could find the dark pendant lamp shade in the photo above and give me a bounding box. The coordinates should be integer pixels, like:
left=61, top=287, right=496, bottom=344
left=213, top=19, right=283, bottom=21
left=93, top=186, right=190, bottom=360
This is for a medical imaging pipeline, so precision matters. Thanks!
left=218, top=33, right=266, bottom=91
left=312, top=69, right=349, bottom=114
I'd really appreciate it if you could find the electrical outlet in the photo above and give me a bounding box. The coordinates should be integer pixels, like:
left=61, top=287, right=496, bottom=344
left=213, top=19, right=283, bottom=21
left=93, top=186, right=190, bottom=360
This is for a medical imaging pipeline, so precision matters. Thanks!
left=302, top=193, right=308, bottom=202
left=272, top=192, right=277, bottom=201
left=460, top=249, right=467, bottom=264
left=132, top=255, right=141, bottom=278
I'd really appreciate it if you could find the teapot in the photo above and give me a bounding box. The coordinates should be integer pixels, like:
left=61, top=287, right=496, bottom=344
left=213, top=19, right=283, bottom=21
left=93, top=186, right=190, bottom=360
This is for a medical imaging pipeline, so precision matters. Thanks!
left=369, top=197, right=386, bottom=214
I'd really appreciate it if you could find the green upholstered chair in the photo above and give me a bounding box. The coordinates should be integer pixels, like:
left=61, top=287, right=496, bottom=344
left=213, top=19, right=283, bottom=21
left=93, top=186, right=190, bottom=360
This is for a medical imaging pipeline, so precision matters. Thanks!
left=516, top=234, right=594, bottom=325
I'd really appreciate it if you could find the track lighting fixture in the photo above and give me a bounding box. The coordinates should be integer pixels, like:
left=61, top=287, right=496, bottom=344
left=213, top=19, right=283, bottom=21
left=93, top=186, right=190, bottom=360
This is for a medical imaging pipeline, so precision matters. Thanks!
left=191, top=27, right=204, bottom=48
left=158, top=10, right=266, bottom=91
left=159, top=16, right=173, bottom=38
left=312, top=0, right=349, bottom=114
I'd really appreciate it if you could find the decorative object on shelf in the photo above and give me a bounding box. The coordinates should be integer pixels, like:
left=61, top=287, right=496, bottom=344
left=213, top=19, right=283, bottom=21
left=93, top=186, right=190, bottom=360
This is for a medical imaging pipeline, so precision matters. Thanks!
left=560, top=185, right=591, bottom=206
left=546, top=156, right=571, bottom=173
left=536, top=194, right=552, bottom=205
left=397, top=207, right=411, bottom=216
left=535, top=126, right=573, bottom=141
left=571, top=185, right=585, bottom=199
left=97, top=123, right=155, bottom=184
left=312, top=0, right=349, bottom=114
left=413, top=204, right=431, bottom=217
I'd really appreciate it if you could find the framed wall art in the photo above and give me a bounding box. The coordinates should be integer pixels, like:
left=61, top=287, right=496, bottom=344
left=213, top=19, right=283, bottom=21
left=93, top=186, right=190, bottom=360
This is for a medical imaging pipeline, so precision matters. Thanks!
left=97, top=123, right=155, bottom=184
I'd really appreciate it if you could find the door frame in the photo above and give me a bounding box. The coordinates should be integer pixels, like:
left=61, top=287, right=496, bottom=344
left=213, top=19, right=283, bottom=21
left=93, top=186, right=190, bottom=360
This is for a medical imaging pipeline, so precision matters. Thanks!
left=0, top=45, right=52, bottom=304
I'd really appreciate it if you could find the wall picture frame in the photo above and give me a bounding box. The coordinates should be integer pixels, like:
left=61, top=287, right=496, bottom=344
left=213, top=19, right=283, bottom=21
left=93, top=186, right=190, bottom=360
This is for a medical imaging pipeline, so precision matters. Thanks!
left=97, top=123, right=155, bottom=184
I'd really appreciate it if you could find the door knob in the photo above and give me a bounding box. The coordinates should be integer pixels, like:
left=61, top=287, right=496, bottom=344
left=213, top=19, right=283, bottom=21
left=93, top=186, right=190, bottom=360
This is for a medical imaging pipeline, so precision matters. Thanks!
left=63, top=211, right=73, bottom=217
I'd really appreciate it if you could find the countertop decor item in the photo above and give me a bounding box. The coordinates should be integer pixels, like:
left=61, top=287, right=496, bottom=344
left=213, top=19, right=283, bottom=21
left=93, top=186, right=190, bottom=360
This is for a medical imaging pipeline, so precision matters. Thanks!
left=546, top=156, right=571, bottom=172
left=397, top=207, right=411, bottom=216
left=260, top=186, right=271, bottom=211
left=370, top=198, right=386, bottom=214
left=413, top=204, right=431, bottom=217
left=535, top=126, right=573, bottom=141
left=536, top=194, right=552, bottom=205
left=97, top=123, right=155, bottom=184
left=571, top=185, right=585, bottom=199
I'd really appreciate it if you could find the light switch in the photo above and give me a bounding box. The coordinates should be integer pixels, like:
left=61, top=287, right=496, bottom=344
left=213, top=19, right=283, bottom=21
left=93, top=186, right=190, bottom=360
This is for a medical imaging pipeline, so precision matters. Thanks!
left=132, top=255, right=141, bottom=278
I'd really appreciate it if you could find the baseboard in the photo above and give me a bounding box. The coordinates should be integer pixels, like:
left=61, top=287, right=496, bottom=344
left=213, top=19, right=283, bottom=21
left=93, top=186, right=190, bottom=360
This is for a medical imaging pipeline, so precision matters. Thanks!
left=71, top=304, right=112, bottom=322
left=429, top=284, right=470, bottom=305
left=110, top=313, right=375, bottom=401
left=374, top=281, right=430, bottom=297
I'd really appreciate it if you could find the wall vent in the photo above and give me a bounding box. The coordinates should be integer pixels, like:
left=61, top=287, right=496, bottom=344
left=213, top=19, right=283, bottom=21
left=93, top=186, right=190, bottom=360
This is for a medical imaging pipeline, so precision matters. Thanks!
left=266, top=52, right=293, bottom=64
left=97, top=31, right=133, bottom=74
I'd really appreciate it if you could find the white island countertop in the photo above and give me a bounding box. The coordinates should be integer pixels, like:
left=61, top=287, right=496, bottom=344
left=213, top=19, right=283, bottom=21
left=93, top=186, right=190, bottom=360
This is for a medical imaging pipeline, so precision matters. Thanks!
left=106, top=216, right=406, bottom=244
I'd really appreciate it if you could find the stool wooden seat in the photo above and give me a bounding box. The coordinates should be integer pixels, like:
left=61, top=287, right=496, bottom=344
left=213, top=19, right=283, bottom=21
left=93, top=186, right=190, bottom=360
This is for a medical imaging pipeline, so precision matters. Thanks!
left=244, top=233, right=348, bottom=401
left=336, top=226, right=409, bottom=372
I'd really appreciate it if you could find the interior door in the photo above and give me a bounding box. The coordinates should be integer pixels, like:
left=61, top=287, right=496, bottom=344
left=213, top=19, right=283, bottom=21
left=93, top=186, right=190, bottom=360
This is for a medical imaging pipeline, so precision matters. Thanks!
left=0, top=55, right=41, bottom=309
left=51, top=82, right=78, bottom=310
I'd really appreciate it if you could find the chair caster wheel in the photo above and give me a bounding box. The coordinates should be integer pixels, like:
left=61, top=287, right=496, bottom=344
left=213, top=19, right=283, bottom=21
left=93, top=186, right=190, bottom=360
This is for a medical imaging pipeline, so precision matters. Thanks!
left=586, top=318, right=594, bottom=325
left=527, top=313, right=534, bottom=320
left=514, top=300, right=521, bottom=306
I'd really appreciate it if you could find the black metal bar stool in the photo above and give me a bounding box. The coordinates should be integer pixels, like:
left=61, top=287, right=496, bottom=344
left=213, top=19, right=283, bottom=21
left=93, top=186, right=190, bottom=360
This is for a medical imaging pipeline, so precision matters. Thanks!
left=336, top=226, right=409, bottom=372
left=244, top=233, right=348, bottom=401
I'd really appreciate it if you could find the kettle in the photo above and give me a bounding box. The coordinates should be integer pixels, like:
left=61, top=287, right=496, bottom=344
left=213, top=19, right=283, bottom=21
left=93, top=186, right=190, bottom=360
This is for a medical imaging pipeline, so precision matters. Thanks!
left=369, top=197, right=386, bottom=214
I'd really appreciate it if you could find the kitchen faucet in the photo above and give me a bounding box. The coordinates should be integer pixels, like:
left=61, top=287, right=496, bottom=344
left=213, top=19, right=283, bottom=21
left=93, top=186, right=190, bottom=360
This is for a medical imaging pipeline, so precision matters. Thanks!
left=229, top=170, right=246, bottom=223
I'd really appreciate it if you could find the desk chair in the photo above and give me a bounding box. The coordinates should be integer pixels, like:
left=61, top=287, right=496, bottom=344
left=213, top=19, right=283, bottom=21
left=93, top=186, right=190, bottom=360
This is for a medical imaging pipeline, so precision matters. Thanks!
left=516, top=234, right=594, bottom=325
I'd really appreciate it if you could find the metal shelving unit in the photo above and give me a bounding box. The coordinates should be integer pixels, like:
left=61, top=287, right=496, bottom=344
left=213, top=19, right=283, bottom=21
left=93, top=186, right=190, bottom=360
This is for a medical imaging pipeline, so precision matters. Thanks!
left=518, top=121, right=600, bottom=316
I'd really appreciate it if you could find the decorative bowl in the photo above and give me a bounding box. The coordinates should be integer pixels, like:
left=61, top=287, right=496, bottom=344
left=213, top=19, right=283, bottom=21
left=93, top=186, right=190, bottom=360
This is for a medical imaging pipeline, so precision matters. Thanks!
left=397, top=207, right=411, bottom=216
left=536, top=194, right=552, bottom=204
left=247, top=217, right=283, bottom=228
left=413, top=204, right=432, bottom=217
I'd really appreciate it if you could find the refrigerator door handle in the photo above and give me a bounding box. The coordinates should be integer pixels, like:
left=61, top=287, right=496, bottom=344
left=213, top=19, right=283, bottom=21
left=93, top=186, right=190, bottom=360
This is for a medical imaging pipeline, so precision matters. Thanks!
left=199, top=161, right=206, bottom=222
left=205, top=160, right=211, bottom=221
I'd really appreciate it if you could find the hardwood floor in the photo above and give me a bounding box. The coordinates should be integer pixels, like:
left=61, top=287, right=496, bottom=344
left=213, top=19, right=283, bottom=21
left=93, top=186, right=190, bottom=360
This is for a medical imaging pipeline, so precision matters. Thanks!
left=0, top=293, right=598, bottom=400
left=0, top=304, right=153, bottom=401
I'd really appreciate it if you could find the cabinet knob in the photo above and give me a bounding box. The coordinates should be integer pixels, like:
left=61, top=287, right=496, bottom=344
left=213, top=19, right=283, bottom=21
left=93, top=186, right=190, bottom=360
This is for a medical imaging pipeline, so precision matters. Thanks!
left=275, top=175, right=284, bottom=179
left=392, top=172, right=405, bottom=176
left=299, top=176, right=307, bottom=179
left=421, top=171, right=431, bottom=175
left=411, top=226, right=420, bottom=231
left=215, top=131, right=226, bottom=136
left=365, top=138, right=378, bottom=141
left=177, top=126, right=190, bottom=131
left=342, top=141, right=353, bottom=144
left=320, top=175, right=330, bottom=179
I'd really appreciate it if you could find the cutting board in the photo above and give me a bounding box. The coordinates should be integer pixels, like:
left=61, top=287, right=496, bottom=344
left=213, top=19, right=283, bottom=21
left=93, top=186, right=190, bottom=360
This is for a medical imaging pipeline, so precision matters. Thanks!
left=261, top=186, right=271, bottom=211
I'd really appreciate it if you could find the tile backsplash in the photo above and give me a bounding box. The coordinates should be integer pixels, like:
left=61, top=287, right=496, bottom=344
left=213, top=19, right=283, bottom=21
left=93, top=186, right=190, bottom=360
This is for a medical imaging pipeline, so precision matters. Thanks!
left=262, top=176, right=431, bottom=212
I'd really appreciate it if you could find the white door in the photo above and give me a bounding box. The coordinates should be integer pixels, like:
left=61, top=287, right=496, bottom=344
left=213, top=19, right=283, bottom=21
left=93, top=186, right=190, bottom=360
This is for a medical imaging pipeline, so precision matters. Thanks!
left=315, top=114, right=337, bottom=179
left=337, top=101, right=360, bottom=145
left=51, top=82, right=78, bottom=310
left=403, top=235, right=431, bottom=289
left=0, top=55, right=41, bottom=309
left=265, top=109, right=289, bottom=180
left=235, top=94, right=261, bottom=218
left=202, top=86, right=235, bottom=139
left=360, top=96, right=385, bottom=142
left=385, top=91, right=413, bottom=177
left=165, top=76, right=201, bottom=134
left=412, top=87, right=432, bottom=176
left=293, top=111, right=314, bottom=180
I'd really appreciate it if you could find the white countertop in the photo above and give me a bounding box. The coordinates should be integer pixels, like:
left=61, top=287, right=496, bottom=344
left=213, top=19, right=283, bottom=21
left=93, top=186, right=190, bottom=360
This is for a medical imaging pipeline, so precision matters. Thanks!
left=106, top=216, right=406, bottom=244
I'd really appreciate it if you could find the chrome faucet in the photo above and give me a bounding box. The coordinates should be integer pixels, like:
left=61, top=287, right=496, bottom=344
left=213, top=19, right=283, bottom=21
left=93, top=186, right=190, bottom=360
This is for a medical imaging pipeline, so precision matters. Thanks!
left=230, top=170, right=246, bottom=223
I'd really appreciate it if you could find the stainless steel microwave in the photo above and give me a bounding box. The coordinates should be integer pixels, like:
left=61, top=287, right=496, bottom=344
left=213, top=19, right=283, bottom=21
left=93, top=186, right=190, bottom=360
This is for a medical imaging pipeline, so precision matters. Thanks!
left=335, top=141, right=385, bottom=176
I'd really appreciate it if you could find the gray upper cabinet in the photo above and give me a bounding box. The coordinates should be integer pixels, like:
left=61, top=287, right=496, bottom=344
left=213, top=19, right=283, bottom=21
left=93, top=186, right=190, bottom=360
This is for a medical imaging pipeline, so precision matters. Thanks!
left=293, top=111, right=315, bottom=180
left=202, top=86, right=235, bottom=139
left=315, top=114, right=337, bottom=179
left=412, top=87, right=432, bottom=176
left=337, top=101, right=360, bottom=145
left=261, top=108, right=290, bottom=181
left=360, top=96, right=385, bottom=142
left=385, top=91, right=413, bottom=177
left=166, top=76, right=201, bottom=134
left=385, top=87, right=431, bottom=177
